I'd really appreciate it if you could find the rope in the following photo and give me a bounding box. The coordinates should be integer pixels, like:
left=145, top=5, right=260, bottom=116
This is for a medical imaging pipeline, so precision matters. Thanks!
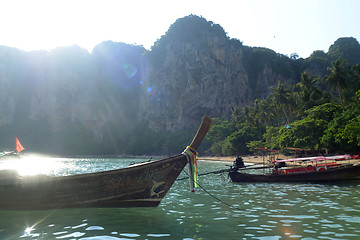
left=177, top=168, right=229, bottom=181
left=181, top=168, right=245, bottom=211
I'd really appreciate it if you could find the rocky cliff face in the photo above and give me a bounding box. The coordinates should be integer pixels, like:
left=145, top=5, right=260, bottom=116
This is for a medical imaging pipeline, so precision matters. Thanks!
left=139, top=40, right=247, bottom=131
left=0, top=16, right=305, bottom=149
left=2, top=15, right=353, bottom=154
left=0, top=44, right=145, bottom=151
left=138, top=16, right=290, bottom=132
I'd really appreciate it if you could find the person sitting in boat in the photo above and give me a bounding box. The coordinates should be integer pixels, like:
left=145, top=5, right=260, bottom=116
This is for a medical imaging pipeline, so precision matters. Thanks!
left=274, top=161, right=286, bottom=169
left=232, top=156, right=245, bottom=170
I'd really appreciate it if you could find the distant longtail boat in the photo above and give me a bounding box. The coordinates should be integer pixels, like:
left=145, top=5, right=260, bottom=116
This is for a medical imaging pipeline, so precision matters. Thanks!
left=0, top=137, right=25, bottom=158
left=229, top=153, right=360, bottom=183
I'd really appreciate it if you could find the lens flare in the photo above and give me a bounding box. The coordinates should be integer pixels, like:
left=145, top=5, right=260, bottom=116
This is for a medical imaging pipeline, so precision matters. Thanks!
left=25, top=227, right=34, bottom=236
left=122, top=63, right=138, bottom=78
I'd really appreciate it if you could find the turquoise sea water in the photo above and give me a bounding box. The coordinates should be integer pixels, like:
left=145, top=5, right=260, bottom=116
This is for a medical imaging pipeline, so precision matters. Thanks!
left=0, top=157, right=360, bottom=239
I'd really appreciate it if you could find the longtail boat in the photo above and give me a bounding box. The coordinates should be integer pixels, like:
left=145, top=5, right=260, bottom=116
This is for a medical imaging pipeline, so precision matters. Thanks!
left=0, top=115, right=212, bottom=210
left=229, top=154, right=360, bottom=183
left=0, top=137, right=25, bottom=158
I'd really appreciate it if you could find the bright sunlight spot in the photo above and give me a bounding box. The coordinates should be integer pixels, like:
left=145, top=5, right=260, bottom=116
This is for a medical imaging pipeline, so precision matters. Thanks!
left=25, top=227, right=34, bottom=235
left=0, top=154, right=65, bottom=176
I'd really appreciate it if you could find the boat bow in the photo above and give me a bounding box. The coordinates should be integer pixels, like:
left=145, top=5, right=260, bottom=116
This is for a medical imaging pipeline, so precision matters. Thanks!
left=0, top=116, right=212, bottom=210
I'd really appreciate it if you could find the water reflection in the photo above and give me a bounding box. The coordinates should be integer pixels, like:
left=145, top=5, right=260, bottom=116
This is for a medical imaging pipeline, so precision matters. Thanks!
left=11, top=208, right=182, bottom=239
left=0, top=155, right=140, bottom=176
left=0, top=159, right=359, bottom=239
left=0, top=154, right=66, bottom=176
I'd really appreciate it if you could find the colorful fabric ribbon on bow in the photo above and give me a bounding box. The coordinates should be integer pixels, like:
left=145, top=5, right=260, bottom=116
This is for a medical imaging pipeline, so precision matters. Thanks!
left=182, top=146, right=199, bottom=192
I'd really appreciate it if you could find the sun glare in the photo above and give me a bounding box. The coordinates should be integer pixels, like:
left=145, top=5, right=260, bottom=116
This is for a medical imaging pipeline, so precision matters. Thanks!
left=24, top=227, right=34, bottom=236
left=0, top=154, right=65, bottom=176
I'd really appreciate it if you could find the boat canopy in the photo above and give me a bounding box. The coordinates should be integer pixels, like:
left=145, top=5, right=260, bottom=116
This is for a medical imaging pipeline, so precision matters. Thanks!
left=274, top=155, right=354, bottom=163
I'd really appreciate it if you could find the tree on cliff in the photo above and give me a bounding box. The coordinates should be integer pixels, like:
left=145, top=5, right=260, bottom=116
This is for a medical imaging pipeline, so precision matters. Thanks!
left=271, top=81, right=292, bottom=124
left=294, top=72, right=329, bottom=114
left=326, top=59, right=351, bottom=106
left=207, top=60, right=360, bottom=156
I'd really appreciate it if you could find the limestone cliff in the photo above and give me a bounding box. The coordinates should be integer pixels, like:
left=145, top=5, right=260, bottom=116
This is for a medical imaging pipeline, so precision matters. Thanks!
left=138, top=15, right=296, bottom=131
left=0, top=15, right=356, bottom=154
left=0, top=44, right=145, bottom=152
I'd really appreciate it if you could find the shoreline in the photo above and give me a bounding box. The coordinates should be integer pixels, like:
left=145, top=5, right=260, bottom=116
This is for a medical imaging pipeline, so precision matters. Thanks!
left=198, top=154, right=291, bottom=164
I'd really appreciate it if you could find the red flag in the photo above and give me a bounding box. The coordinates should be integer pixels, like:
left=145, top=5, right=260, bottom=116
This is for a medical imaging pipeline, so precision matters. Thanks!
left=15, top=137, right=25, bottom=153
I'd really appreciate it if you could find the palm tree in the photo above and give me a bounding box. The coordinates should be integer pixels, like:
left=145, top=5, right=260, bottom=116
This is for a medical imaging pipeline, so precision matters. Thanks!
left=271, top=81, right=291, bottom=124
left=326, top=60, right=350, bottom=106
left=352, top=64, right=360, bottom=92
left=295, top=72, right=324, bottom=112
left=253, top=98, right=275, bottom=126
left=231, top=105, right=254, bottom=127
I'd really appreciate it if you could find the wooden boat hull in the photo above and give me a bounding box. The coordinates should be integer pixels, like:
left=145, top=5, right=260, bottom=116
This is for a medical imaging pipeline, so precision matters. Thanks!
left=229, top=164, right=360, bottom=183
left=0, top=155, right=188, bottom=210
left=0, top=115, right=213, bottom=210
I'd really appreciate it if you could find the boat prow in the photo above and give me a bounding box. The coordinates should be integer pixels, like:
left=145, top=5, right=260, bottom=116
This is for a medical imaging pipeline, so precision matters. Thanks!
left=0, top=115, right=212, bottom=210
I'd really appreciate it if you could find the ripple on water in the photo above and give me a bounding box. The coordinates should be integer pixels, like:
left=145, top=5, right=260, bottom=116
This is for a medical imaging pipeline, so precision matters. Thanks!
left=269, top=215, right=318, bottom=219
left=147, top=233, right=171, bottom=237
left=72, top=223, right=88, bottom=229
left=335, top=215, right=360, bottom=223
left=56, top=231, right=85, bottom=238
left=253, top=236, right=282, bottom=240
left=119, top=233, right=140, bottom=238
left=85, top=226, right=105, bottom=231
left=79, top=237, right=129, bottom=240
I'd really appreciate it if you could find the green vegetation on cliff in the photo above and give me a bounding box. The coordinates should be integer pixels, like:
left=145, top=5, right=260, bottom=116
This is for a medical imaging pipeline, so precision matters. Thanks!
left=207, top=60, right=360, bottom=156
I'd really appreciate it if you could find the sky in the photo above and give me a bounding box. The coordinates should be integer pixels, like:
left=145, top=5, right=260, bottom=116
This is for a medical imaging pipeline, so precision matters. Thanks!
left=0, top=0, right=359, bottom=58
